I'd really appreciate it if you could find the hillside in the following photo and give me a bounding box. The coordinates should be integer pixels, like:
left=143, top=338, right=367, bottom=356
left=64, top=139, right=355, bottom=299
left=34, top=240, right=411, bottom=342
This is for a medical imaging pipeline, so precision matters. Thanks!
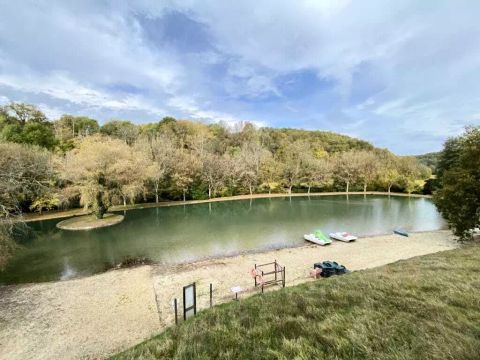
left=113, top=244, right=480, bottom=360
left=415, top=152, right=441, bottom=173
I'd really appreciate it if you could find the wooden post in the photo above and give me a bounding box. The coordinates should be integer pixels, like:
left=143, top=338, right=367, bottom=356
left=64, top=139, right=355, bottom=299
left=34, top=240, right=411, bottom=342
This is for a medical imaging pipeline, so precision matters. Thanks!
left=254, top=264, right=257, bottom=287
left=274, top=260, right=277, bottom=281
left=209, top=283, right=213, bottom=308
left=283, top=266, right=286, bottom=287
left=173, top=298, right=178, bottom=325
left=261, top=270, right=264, bottom=293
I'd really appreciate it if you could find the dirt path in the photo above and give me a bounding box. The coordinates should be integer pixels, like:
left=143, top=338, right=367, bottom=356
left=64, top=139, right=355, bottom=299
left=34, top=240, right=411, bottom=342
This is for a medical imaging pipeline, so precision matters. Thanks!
left=0, top=230, right=456, bottom=360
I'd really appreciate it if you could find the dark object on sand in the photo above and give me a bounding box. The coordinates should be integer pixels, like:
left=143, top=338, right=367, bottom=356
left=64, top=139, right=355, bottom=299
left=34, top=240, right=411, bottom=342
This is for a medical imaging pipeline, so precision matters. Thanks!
left=314, top=261, right=349, bottom=278
left=394, top=228, right=409, bottom=237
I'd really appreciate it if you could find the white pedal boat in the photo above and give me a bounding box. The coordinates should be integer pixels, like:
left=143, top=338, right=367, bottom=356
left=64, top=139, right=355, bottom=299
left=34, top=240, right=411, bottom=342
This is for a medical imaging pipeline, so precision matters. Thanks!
left=303, top=233, right=332, bottom=246
left=329, top=232, right=357, bottom=242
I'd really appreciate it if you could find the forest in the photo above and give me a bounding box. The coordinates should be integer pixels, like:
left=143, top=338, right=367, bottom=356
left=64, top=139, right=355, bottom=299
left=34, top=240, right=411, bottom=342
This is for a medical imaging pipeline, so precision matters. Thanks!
left=0, top=102, right=431, bottom=220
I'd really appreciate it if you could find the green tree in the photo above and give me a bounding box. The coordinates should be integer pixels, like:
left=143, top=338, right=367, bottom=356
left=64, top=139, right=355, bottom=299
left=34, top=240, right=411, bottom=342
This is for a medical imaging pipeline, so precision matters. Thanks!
left=101, top=120, right=139, bottom=145
left=377, top=151, right=401, bottom=194
left=434, top=126, right=480, bottom=240
left=54, top=115, right=99, bottom=141
left=0, top=102, right=57, bottom=149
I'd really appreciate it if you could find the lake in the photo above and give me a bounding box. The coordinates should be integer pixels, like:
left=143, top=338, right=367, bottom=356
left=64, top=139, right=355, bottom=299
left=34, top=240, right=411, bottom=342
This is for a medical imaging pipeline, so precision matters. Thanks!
left=0, top=195, right=445, bottom=284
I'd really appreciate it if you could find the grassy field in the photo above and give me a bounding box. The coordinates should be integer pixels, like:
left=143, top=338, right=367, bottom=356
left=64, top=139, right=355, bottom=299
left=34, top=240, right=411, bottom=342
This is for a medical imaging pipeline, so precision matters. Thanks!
left=113, top=245, right=480, bottom=360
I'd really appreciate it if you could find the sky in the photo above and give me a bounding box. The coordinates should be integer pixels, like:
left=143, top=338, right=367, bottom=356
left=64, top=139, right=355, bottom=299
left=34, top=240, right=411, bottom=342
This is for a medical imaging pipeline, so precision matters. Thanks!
left=0, top=0, right=479, bottom=155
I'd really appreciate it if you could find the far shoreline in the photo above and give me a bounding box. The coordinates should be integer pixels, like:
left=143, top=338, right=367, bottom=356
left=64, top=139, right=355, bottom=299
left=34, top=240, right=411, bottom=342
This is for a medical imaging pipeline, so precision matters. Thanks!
left=23, top=191, right=432, bottom=223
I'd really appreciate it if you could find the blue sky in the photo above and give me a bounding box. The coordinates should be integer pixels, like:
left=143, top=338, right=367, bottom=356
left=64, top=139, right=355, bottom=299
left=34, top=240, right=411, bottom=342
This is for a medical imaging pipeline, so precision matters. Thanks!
left=0, top=0, right=479, bottom=154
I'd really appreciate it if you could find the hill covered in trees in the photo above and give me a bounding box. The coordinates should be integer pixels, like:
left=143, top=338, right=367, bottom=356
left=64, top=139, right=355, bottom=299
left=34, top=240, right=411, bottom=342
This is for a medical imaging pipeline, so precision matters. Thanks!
left=0, top=102, right=430, bottom=218
left=415, top=152, right=441, bottom=173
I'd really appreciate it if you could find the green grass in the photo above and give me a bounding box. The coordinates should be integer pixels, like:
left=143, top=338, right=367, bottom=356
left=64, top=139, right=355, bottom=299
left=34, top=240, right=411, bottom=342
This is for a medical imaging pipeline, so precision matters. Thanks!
left=113, top=245, right=480, bottom=360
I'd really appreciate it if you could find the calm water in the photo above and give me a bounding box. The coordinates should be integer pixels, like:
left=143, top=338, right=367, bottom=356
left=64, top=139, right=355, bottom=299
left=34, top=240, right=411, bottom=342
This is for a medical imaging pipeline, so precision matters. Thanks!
left=0, top=195, right=445, bottom=284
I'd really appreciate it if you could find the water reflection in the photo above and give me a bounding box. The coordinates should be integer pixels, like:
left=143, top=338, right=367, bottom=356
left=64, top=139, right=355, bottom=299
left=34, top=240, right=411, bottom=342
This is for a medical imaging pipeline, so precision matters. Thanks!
left=0, top=195, right=445, bottom=284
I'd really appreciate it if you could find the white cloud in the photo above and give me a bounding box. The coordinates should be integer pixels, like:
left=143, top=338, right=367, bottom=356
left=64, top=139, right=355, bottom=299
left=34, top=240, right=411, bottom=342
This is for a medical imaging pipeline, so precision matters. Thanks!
left=0, top=0, right=479, bottom=153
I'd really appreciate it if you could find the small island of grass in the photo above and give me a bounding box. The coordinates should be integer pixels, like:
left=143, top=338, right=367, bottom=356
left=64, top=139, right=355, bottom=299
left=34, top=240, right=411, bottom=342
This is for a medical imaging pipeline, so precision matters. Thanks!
left=56, top=213, right=124, bottom=230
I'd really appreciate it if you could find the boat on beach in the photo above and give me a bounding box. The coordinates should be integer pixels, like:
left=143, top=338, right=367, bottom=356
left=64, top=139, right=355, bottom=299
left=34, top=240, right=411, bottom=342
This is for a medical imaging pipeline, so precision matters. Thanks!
left=304, top=230, right=332, bottom=246
left=329, top=232, right=357, bottom=242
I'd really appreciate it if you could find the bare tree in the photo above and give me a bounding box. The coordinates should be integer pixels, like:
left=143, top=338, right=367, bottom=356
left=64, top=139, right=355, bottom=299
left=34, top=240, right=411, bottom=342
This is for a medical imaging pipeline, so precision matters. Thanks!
left=0, top=142, right=53, bottom=268
left=137, top=135, right=175, bottom=203
left=235, top=142, right=270, bottom=195
left=201, top=153, right=228, bottom=199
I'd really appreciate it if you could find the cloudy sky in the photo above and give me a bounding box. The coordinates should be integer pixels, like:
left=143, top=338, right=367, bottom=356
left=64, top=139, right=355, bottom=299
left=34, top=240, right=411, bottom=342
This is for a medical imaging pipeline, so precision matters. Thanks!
left=1, top=0, right=479, bottom=154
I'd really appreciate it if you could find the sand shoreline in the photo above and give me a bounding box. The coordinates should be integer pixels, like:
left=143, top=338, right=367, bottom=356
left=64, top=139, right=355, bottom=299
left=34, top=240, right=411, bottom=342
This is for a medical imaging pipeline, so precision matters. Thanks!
left=0, top=230, right=456, bottom=360
left=23, top=191, right=432, bottom=222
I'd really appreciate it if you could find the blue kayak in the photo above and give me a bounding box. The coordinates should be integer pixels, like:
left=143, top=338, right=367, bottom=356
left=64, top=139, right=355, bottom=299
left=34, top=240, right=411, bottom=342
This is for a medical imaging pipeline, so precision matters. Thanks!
left=394, top=228, right=409, bottom=237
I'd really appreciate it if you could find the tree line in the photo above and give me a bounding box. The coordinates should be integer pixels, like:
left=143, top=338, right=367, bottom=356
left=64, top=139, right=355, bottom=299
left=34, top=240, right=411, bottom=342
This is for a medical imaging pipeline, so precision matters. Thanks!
left=0, top=102, right=432, bottom=220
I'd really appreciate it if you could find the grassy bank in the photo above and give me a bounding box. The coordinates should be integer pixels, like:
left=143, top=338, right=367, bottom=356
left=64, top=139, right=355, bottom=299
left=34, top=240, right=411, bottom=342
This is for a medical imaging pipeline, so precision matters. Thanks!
left=113, top=244, right=480, bottom=360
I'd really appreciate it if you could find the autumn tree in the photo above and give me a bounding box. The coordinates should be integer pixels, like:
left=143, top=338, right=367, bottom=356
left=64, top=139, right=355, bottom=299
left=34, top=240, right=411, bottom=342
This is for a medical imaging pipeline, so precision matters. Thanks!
left=0, top=142, right=53, bottom=268
left=61, top=135, right=144, bottom=218
left=303, top=156, right=333, bottom=194
left=171, top=149, right=200, bottom=201
left=137, top=134, right=176, bottom=203
left=259, top=155, right=282, bottom=194
left=377, top=151, right=401, bottom=194
left=334, top=151, right=361, bottom=193
left=235, top=142, right=270, bottom=195
left=201, top=153, right=228, bottom=199
left=356, top=151, right=380, bottom=193
left=279, top=140, right=310, bottom=193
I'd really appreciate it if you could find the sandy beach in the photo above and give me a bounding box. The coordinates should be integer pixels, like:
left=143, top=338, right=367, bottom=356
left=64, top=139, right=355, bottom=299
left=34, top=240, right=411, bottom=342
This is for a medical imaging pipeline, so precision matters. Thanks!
left=0, top=230, right=457, bottom=360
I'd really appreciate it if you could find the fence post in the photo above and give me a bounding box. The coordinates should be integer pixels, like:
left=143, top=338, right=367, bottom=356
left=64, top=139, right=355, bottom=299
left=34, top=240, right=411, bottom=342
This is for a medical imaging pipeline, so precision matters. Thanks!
left=261, top=270, right=264, bottom=293
left=173, top=298, right=178, bottom=325
left=274, top=259, right=277, bottom=281
left=210, top=283, right=213, bottom=308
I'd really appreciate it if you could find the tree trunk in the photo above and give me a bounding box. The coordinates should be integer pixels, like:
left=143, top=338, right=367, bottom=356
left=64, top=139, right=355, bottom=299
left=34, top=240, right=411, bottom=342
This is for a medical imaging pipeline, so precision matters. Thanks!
left=388, top=184, right=392, bottom=194
left=288, top=185, right=292, bottom=194
left=208, top=185, right=212, bottom=199
left=346, top=181, right=349, bottom=193
left=268, top=188, right=271, bottom=195
left=183, top=189, right=186, bottom=202
left=155, top=183, right=159, bottom=203
left=93, top=191, right=107, bottom=219
left=307, top=185, right=311, bottom=194
left=249, top=185, right=253, bottom=196
left=363, top=183, right=367, bottom=193
left=123, top=196, right=127, bottom=207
